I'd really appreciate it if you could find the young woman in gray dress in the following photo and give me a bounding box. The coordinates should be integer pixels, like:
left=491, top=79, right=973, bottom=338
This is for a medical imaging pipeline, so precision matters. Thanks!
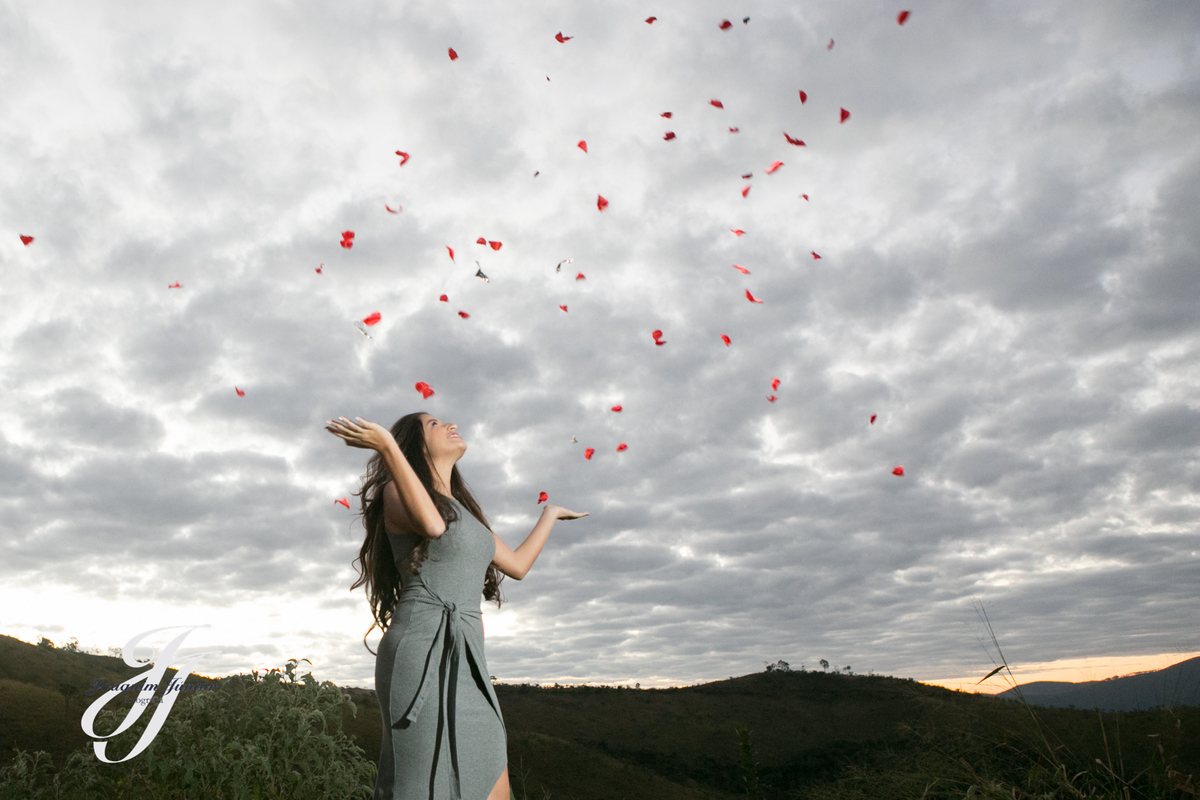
left=325, top=412, right=586, bottom=800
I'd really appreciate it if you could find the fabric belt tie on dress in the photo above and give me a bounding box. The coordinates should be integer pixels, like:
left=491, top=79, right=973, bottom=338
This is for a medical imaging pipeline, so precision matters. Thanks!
left=394, top=583, right=482, bottom=800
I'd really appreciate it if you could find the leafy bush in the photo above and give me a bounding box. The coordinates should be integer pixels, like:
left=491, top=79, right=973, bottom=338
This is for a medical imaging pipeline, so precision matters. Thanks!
left=0, top=666, right=376, bottom=800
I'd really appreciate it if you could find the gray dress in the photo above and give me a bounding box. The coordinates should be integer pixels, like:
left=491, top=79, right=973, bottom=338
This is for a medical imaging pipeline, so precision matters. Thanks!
left=374, top=497, right=507, bottom=800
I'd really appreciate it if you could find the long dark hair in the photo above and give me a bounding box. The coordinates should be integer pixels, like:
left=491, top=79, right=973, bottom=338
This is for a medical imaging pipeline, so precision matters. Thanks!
left=350, top=411, right=505, bottom=653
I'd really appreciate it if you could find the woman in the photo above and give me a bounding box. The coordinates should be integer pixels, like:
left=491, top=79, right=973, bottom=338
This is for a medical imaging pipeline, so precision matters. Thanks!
left=325, top=412, right=587, bottom=800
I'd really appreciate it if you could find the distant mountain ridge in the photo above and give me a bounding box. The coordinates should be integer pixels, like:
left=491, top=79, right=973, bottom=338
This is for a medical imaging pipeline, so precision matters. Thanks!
left=996, top=656, right=1200, bottom=711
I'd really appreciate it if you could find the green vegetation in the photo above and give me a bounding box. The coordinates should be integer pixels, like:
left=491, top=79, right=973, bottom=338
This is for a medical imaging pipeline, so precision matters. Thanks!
left=1, top=634, right=1196, bottom=799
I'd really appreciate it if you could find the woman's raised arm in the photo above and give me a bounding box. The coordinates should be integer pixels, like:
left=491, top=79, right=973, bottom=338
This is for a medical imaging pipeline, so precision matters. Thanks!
left=326, top=416, right=447, bottom=538
left=491, top=504, right=587, bottom=580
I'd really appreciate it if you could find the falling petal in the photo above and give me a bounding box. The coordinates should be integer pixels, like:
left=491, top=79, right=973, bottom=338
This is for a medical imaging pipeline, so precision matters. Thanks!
left=660, top=111, right=672, bottom=118
left=439, top=294, right=448, bottom=302
left=575, top=272, right=586, bottom=280
left=827, top=38, right=834, bottom=50
left=720, top=334, right=731, bottom=346
left=812, top=251, right=822, bottom=259
left=745, top=289, right=763, bottom=303
left=534, top=171, right=540, bottom=177
left=719, top=19, right=732, bottom=29
left=710, top=99, right=724, bottom=109
left=766, top=160, right=784, bottom=174
left=235, top=386, right=245, bottom=397
left=489, top=240, right=502, bottom=250
left=395, top=151, right=410, bottom=166
left=897, top=10, right=910, bottom=25
left=616, top=443, right=628, bottom=452
left=447, top=246, right=455, bottom=261
left=458, top=311, right=470, bottom=318
left=730, top=228, right=746, bottom=236
left=742, top=173, right=753, bottom=179
left=559, top=305, right=568, bottom=312
left=801, top=194, right=809, bottom=201
left=611, top=405, right=622, bottom=412
left=870, top=414, right=877, bottom=424
left=555, top=32, right=574, bottom=42
left=784, top=132, right=806, bottom=146
left=315, top=264, right=323, bottom=273
left=477, top=237, right=487, bottom=245
left=385, top=204, right=401, bottom=213
left=448, top=47, right=458, bottom=60
left=645, top=16, right=656, bottom=23
left=840, top=108, right=850, bottom=123
left=585, top=447, right=595, bottom=460
left=741, top=185, right=750, bottom=198
left=597, top=194, right=609, bottom=211
left=537, top=491, right=549, bottom=504
left=335, top=498, right=350, bottom=509
left=798, top=90, right=807, bottom=104
left=19, top=235, right=34, bottom=245
left=892, top=466, right=905, bottom=476
left=663, top=131, right=676, bottom=140
left=415, top=382, right=435, bottom=399
left=767, top=395, right=777, bottom=403
left=733, top=264, right=750, bottom=274
left=771, top=378, right=781, bottom=391
left=577, top=140, right=588, bottom=153
left=729, top=127, right=739, bottom=133
left=362, top=311, right=382, bottom=326
left=168, top=282, right=181, bottom=288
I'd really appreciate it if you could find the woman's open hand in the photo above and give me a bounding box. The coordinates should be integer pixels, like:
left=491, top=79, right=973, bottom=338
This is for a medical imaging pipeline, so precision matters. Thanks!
left=326, top=417, right=393, bottom=452
left=542, top=505, right=588, bottom=521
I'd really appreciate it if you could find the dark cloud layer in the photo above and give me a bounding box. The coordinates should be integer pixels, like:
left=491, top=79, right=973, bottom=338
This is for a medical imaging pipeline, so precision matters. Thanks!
left=2, top=0, right=1198, bottom=687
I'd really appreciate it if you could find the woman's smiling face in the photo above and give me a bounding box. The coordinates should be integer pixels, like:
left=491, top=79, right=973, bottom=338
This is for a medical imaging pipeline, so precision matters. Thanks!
left=421, top=414, right=466, bottom=463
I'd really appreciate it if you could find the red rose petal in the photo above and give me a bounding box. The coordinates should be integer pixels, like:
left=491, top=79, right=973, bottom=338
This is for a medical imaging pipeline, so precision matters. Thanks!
left=458, top=311, right=470, bottom=318
left=616, top=443, right=627, bottom=452
left=315, top=264, right=323, bottom=273
left=798, top=90, right=807, bottom=104
left=235, top=386, right=245, bottom=396
left=489, top=240, right=502, bottom=250
left=362, top=312, right=381, bottom=326
left=784, top=132, right=806, bottom=146
left=719, top=19, right=732, bottom=29
left=447, top=246, right=455, bottom=262
left=477, top=237, right=487, bottom=245
left=729, top=127, right=739, bottom=133
left=415, top=382, right=435, bottom=399
left=733, top=264, right=750, bottom=274
left=577, top=140, right=587, bottom=153
left=710, top=99, right=724, bottom=109
left=385, top=204, right=401, bottom=213
left=767, top=395, right=777, bottom=403
left=559, top=305, right=568, bottom=312
left=892, top=466, right=904, bottom=476
left=766, top=160, right=784, bottom=174
left=537, top=491, right=549, bottom=504
left=720, top=334, right=731, bottom=346
left=897, top=10, right=910, bottom=25
left=812, top=251, right=822, bottom=259
left=611, top=405, right=622, bottom=412
left=575, top=272, right=585, bottom=280
left=661, top=111, right=672, bottom=118
left=439, top=294, right=448, bottom=302
left=585, top=447, right=595, bottom=459
left=730, top=229, right=745, bottom=236
left=19, top=235, right=34, bottom=245
left=335, top=498, right=350, bottom=509
left=597, top=195, right=608, bottom=211
left=645, top=16, right=656, bottom=24
left=741, top=185, right=750, bottom=198
left=745, top=289, right=763, bottom=303
left=395, top=151, right=410, bottom=166
left=168, top=282, right=181, bottom=288
left=448, top=47, right=458, bottom=60
left=555, top=32, right=573, bottom=42
left=801, top=194, right=809, bottom=201
left=870, top=414, right=877, bottom=424
left=840, top=108, right=850, bottom=123
left=663, top=131, right=676, bottom=140
left=827, top=38, right=834, bottom=50
left=771, top=378, right=781, bottom=391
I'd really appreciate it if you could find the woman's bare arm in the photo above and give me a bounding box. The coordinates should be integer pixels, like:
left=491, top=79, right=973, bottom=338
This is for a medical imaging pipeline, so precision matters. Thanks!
left=491, top=505, right=587, bottom=580
left=326, top=417, right=446, bottom=538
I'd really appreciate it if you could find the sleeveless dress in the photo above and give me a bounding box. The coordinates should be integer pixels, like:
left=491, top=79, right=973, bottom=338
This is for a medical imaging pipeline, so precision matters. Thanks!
left=373, top=497, right=508, bottom=800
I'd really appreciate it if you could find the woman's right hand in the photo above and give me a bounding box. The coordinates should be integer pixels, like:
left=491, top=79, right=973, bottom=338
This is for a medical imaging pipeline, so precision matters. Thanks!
left=325, top=417, right=394, bottom=452
left=542, top=505, right=588, bottom=521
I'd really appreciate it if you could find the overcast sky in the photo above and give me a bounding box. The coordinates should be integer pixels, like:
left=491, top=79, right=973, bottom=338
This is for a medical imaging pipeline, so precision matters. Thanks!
left=2, top=0, right=1198, bottom=693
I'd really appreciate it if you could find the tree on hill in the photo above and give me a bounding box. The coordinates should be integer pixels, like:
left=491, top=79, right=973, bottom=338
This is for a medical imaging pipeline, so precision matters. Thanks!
left=764, top=660, right=792, bottom=673
left=819, top=659, right=829, bottom=671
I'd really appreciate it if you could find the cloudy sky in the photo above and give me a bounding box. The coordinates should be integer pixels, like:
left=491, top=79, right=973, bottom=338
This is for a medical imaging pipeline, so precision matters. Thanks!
left=2, top=0, right=1198, bottom=694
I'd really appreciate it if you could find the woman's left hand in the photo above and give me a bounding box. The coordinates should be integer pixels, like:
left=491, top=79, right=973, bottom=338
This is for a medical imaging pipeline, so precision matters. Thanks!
left=325, top=417, right=394, bottom=452
left=542, top=505, right=588, bottom=521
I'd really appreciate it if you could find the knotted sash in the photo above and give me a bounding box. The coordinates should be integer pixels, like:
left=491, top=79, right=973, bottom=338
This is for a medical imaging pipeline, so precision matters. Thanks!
left=390, top=582, right=503, bottom=800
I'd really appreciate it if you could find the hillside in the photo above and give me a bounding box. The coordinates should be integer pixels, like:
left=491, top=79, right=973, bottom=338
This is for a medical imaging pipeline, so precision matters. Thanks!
left=3, top=634, right=1197, bottom=799
left=996, top=655, right=1200, bottom=711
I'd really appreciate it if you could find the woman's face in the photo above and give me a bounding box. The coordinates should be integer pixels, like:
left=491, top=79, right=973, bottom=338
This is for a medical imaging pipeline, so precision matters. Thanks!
left=421, top=414, right=467, bottom=463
